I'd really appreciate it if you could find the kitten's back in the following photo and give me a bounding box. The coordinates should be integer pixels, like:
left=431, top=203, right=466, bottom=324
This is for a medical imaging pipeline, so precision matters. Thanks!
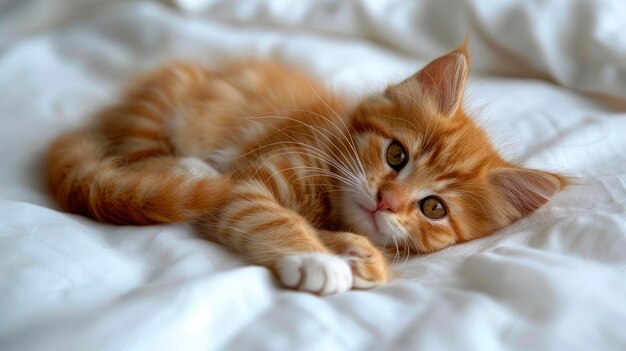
left=46, top=60, right=342, bottom=224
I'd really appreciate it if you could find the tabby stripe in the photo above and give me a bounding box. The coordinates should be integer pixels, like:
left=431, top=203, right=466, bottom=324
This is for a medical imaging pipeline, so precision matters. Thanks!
left=448, top=216, right=466, bottom=241
left=231, top=190, right=275, bottom=204
left=225, top=203, right=276, bottom=229
left=251, top=217, right=293, bottom=233
left=123, top=127, right=168, bottom=141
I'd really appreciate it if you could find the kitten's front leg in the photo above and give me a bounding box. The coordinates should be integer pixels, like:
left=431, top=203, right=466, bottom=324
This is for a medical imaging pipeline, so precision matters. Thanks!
left=317, top=230, right=389, bottom=289
left=195, top=181, right=354, bottom=295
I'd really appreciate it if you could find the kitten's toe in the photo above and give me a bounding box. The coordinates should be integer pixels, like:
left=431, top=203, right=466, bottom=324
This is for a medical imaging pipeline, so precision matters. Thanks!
left=277, top=253, right=352, bottom=295
left=344, top=248, right=389, bottom=289
left=317, top=231, right=390, bottom=290
left=348, top=258, right=388, bottom=289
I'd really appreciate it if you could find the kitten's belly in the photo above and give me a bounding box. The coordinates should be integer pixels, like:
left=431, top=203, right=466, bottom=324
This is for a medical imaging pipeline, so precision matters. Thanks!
left=174, top=117, right=277, bottom=174
left=175, top=118, right=337, bottom=226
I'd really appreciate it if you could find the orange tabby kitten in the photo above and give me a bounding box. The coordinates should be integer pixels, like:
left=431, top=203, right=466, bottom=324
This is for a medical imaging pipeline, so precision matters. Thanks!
left=46, top=46, right=567, bottom=294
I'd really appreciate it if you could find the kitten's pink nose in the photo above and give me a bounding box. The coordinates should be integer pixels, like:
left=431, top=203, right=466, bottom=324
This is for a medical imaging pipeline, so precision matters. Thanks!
left=376, top=184, right=406, bottom=213
left=376, top=198, right=397, bottom=213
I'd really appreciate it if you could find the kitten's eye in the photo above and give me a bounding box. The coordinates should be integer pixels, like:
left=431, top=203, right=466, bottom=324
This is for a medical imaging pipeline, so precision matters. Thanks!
left=386, top=141, right=408, bottom=171
left=419, top=196, right=447, bottom=219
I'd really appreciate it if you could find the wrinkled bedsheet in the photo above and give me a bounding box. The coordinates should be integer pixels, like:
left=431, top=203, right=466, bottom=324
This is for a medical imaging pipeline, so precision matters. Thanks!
left=1, top=1, right=626, bottom=350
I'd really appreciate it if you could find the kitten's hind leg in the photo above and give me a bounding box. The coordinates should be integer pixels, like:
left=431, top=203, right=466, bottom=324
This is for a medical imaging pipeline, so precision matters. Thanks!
left=317, top=231, right=389, bottom=289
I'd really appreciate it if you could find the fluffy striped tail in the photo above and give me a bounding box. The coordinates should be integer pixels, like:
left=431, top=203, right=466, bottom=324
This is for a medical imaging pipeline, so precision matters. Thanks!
left=46, top=130, right=230, bottom=225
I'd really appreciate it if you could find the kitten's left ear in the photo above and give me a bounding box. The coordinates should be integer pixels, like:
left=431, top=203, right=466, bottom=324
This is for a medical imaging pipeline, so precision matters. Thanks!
left=489, top=167, right=568, bottom=224
left=386, top=45, right=470, bottom=116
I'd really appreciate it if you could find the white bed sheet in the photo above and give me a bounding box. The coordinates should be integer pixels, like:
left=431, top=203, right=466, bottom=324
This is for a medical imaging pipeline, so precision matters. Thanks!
left=1, top=0, right=626, bottom=350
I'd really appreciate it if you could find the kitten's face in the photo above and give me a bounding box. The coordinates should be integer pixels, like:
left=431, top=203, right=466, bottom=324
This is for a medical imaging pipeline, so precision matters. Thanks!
left=340, top=98, right=498, bottom=253
left=333, top=48, right=564, bottom=253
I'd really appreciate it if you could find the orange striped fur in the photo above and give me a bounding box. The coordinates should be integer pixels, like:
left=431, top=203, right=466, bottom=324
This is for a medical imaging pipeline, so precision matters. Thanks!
left=46, top=47, right=567, bottom=294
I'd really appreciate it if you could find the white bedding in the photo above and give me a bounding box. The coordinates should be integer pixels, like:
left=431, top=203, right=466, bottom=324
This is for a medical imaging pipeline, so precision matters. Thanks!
left=1, top=0, right=626, bottom=350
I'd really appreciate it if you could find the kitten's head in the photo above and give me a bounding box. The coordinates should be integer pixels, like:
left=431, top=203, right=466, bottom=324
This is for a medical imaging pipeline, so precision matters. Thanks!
left=335, top=46, right=567, bottom=253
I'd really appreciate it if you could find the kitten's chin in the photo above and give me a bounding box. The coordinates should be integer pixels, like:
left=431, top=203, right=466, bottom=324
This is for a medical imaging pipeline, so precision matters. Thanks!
left=349, top=205, right=398, bottom=248
left=336, top=192, right=400, bottom=248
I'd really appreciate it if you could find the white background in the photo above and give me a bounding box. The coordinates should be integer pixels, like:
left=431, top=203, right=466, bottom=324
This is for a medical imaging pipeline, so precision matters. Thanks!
left=1, top=1, right=625, bottom=350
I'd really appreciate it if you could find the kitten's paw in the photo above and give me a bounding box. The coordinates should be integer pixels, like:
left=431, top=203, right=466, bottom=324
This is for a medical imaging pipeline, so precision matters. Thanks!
left=344, top=248, right=389, bottom=289
left=318, top=231, right=390, bottom=290
left=277, top=253, right=353, bottom=295
left=334, top=234, right=389, bottom=289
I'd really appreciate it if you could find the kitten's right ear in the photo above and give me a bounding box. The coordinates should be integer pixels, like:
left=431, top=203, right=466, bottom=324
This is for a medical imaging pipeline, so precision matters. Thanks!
left=386, top=45, right=470, bottom=116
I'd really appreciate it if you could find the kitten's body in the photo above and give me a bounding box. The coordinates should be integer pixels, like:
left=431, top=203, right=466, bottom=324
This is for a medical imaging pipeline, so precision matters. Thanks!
left=47, top=48, right=566, bottom=294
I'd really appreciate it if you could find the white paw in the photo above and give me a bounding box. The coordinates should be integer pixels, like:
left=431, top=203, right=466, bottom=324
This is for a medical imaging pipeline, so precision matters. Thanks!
left=278, top=253, right=353, bottom=295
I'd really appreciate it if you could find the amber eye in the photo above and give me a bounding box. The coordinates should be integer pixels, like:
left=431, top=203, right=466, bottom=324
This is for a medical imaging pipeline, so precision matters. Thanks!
left=419, top=196, right=447, bottom=219
left=386, top=141, right=408, bottom=171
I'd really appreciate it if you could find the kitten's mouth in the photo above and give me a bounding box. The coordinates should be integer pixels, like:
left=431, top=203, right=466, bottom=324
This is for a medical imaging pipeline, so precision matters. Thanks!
left=358, top=204, right=381, bottom=232
left=355, top=201, right=397, bottom=247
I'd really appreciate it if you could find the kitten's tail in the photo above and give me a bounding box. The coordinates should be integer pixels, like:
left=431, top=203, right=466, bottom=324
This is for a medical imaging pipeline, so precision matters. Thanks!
left=46, top=130, right=231, bottom=225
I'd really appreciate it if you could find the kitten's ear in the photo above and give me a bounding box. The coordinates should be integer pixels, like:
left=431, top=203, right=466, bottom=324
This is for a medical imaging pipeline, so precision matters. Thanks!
left=386, top=47, right=469, bottom=116
left=490, top=167, right=567, bottom=223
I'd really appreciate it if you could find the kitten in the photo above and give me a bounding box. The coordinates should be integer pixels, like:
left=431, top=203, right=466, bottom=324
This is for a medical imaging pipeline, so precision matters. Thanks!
left=46, top=46, right=567, bottom=294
